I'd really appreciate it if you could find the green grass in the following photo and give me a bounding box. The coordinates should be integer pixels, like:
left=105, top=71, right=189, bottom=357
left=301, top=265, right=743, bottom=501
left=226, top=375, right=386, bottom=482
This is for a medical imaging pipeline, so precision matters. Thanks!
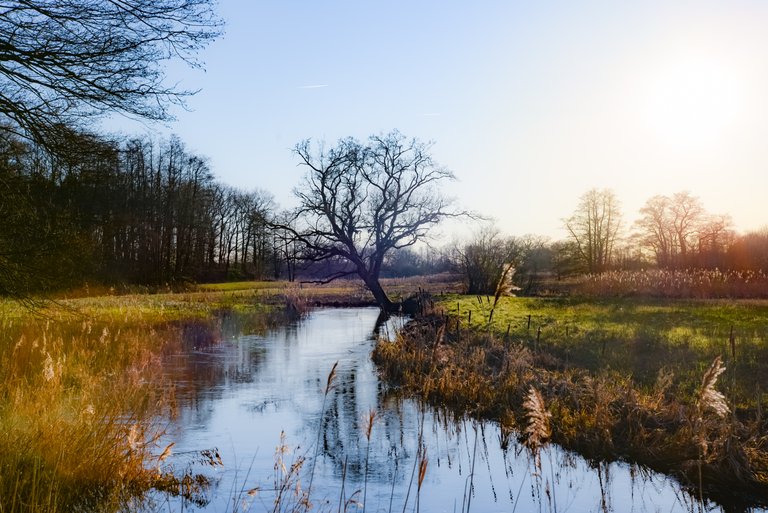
left=374, top=294, right=768, bottom=506
left=443, top=295, right=768, bottom=407
left=197, top=280, right=284, bottom=292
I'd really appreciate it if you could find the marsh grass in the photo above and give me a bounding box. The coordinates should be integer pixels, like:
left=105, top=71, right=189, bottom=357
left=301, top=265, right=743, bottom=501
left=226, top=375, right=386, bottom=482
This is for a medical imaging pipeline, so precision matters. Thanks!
left=372, top=310, right=768, bottom=507
left=0, top=315, right=174, bottom=511
left=575, top=269, right=768, bottom=299
left=0, top=285, right=290, bottom=512
left=445, top=295, right=768, bottom=407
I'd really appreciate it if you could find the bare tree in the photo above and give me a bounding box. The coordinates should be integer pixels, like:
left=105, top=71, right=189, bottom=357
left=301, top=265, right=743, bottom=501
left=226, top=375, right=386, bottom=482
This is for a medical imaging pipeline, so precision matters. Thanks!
left=668, top=191, right=705, bottom=263
left=728, top=227, right=768, bottom=271
left=0, top=0, right=221, bottom=143
left=635, top=191, right=711, bottom=268
left=454, top=226, right=544, bottom=295
left=564, top=188, right=622, bottom=273
left=277, top=131, right=459, bottom=311
left=696, top=214, right=734, bottom=267
left=635, top=195, right=674, bottom=267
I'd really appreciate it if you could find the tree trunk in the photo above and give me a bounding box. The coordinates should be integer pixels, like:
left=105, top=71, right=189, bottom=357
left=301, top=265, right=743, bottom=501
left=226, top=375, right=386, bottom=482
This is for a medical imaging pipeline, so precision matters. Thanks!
left=362, top=274, right=396, bottom=312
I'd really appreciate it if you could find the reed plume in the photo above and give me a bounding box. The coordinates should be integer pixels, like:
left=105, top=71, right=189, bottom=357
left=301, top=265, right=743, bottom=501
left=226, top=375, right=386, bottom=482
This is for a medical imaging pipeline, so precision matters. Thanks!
left=697, top=356, right=729, bottom=419
left=489, top=263, right=518, bottom=325
left=326, top=360, right=338, bottom=394
left=523, top=386, right=551, bottom=452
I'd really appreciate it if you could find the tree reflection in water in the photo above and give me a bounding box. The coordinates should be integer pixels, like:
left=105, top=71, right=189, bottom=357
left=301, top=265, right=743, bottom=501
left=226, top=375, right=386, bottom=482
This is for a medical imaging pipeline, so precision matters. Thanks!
left=145, top=308, right=758, bottom=513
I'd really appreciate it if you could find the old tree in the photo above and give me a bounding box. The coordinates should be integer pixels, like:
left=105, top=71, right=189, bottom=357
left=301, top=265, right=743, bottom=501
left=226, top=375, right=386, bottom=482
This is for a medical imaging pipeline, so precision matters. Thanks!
left=282, top=131, right=458, bottom=312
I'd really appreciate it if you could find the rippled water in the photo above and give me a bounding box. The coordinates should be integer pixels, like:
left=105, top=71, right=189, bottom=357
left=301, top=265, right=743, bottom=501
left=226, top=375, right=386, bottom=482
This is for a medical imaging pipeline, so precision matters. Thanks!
left=143, top=307, right=758, bottom=513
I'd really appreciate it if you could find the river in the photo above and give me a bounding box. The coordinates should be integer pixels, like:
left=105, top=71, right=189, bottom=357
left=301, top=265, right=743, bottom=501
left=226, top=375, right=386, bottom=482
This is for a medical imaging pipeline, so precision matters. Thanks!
left=141, top=307, right=755, bottom=513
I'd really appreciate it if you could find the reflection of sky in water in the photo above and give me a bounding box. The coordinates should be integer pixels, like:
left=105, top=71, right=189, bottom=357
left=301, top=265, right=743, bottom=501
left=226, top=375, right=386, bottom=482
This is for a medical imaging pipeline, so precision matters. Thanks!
left=144, top=308, right=753, bottom=513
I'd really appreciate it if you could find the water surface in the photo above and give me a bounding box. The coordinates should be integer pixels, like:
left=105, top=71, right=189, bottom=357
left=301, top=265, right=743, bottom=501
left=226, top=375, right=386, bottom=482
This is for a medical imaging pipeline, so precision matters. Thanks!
left=146, top=307, right=755, bottom=512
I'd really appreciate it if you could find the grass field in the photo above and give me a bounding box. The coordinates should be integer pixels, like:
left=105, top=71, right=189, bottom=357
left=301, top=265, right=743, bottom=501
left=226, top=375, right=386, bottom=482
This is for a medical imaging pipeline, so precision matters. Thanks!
left=373, top=293, right=768, bottom=506
left=443, top=295, right=768, bottom=406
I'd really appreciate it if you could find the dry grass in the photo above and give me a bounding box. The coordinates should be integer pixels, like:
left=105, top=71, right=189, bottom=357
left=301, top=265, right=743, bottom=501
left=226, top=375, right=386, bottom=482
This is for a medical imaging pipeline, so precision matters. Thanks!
left=575, top=269, right=768, bottom=299
left=0, top=315, right=176, bottom=511
left=372, top=314, right=768, bottom=508
left=0, top=285, right=288, bottom=512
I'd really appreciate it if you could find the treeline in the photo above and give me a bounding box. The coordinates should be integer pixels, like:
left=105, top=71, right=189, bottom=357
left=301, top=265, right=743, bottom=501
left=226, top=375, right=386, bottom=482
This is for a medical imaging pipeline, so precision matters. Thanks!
left=562, top=188, right=768, bottom=274
left=2, top=126, right=766, bottom=296
left=0, top=128, right=293, bottom=294
left=452, top=188, right=768, bottom=295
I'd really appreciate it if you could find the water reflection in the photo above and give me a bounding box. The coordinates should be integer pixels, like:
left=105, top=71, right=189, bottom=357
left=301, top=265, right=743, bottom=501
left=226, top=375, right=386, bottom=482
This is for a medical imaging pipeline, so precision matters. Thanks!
left=144, top=308, right=763, bottom=513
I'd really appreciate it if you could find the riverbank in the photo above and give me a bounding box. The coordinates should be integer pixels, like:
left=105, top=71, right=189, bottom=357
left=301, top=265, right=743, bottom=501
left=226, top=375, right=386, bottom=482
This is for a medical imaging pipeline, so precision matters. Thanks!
left=0, top=282, right=301, bottom=512
left=0, top=275, right=456, bottom=512
left=372, top=296, right=768, bottom=509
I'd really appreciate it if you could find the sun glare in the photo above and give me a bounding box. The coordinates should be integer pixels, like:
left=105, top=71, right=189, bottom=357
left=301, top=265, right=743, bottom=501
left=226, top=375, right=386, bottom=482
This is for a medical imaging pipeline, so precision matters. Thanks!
left=641, top=54, right=744, bottom=148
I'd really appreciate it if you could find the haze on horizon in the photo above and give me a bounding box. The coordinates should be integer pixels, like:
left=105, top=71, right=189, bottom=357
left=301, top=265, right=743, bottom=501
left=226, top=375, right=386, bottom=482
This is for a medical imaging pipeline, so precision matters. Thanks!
left=105, top=1, right=768, bottom=240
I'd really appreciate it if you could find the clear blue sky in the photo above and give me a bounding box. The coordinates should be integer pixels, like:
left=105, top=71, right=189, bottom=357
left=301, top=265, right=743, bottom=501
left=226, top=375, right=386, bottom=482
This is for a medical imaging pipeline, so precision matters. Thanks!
left=105, top=0, right=768, bottom=240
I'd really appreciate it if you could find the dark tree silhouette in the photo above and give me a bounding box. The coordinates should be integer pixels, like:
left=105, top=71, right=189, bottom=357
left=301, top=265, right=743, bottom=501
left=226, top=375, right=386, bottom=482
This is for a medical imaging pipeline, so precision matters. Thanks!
left=0, top=0, right=221, bottom=143
left=279, top=131, right=459, bottom=311
left=0, top=1, right=220, bottom=297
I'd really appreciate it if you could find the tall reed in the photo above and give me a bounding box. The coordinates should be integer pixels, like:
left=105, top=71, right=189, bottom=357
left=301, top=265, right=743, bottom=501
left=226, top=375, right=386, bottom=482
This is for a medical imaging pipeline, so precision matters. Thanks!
left=362, top=408, right=377, bottom=513
left=0, top=291, right=274, bottom=512
left=373, top=313, right=768, bottom=507
left=306, top=361, right=338, bottom=503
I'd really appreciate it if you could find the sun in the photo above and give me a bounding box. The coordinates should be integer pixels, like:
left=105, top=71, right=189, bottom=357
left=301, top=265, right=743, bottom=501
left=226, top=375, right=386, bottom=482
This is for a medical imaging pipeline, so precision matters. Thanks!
left=641, top=53, right=744, bottom=148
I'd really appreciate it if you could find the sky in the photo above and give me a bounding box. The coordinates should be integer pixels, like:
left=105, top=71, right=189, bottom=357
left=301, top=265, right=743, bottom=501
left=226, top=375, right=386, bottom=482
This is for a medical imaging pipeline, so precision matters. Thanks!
left=105, top=0, right=768, bottom=240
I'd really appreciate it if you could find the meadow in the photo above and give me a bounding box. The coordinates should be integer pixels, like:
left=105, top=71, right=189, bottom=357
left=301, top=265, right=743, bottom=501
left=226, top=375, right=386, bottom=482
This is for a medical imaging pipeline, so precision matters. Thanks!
left=373, top=293, right=768, bottom=507
left=447, top=295, right=768, bottom=403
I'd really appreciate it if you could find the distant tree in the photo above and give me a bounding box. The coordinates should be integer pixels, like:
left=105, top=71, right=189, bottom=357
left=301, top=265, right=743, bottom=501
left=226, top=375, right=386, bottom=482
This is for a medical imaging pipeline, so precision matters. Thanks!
left=564, top=189, right=622, bottom=273
left=727, top=228, right=768, bottom=271
left=634, top=191, right=725, bottom=268
left=668, top=191, right=705, bottom=263
left=277, top=131, right=460, bottom=311
left=382, top=247, right=453, bottom=278
left=453, top=227, right=547, bottom=295
left=455, top=227, right=509, bottom=295
left=695, top=214, right=734, bottom=268
left=0, top=0, right=221, bottom=144
left=550, top=240, right=583, bottom=279
left=513, top=234, right=551, bottom=294
left=271, top=211, right=299, bottom=281
left=382, top=248, right=424, bottom=278
left=634, top=195, right=675, bottom=267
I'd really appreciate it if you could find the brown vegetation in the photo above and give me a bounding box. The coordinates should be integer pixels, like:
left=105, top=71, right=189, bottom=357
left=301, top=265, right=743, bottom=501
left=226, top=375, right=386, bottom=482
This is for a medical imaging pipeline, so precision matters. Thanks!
left=574, top=268, right=768, bottom=299
left=372, top=313, right=768, bottom=508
